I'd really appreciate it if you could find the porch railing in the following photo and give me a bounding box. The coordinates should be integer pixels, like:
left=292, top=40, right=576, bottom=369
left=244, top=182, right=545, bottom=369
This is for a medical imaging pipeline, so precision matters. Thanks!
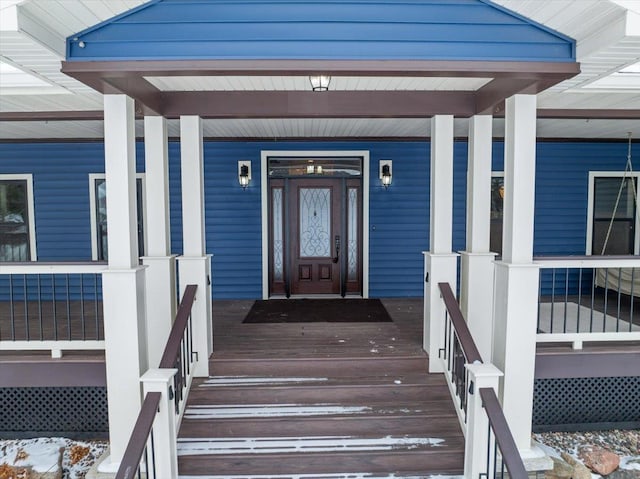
left=438, top=282, right=527, bottom=479
left=534, top=256, right=640, bottom=349
left=115, top=284, right=198, bottom=479
left=0, top=262, right=107, bottom=357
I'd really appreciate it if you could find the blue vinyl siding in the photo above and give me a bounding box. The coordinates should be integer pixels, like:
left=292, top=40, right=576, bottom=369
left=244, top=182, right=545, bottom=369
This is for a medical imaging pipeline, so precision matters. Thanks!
left=67, top=0, right=575, bottom=62
left=1, top=140, right=637, bottom=299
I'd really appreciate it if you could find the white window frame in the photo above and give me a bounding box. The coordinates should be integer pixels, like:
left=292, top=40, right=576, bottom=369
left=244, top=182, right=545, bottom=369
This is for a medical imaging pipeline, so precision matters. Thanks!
left=89, top=173, right=147, bottom=261
left=0, top=174, right=37, bottom=261
left=586, top=171, right=640, bottom=255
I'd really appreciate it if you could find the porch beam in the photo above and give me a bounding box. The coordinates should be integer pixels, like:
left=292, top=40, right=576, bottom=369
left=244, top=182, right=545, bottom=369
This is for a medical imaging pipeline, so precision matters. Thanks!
left=164, top=91, right=475, bottom=118
left=61, top=59, right=580, bottom=79
left=424, top=115, right=458, bottom=373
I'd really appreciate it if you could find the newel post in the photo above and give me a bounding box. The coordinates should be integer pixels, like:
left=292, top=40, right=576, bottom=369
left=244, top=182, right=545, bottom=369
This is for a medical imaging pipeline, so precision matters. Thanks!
left=141, top=369, right=179, bottom=478
left=464, top=362, right=503, bottom=479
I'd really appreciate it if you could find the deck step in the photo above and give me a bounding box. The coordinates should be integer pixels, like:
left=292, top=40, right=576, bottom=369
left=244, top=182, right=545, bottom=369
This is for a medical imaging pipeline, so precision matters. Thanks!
left=179, top=403, right=457, bottom=437
left=209, top=355, right=428, bottom=377
left=187, top=381, right=450, bottom=406
left=177, top=435, right=465, bottom=476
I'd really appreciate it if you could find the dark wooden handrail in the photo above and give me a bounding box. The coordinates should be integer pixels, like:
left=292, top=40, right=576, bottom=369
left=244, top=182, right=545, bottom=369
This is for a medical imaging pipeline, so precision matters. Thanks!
left=159, top=284, right=198, bottom=369
left=479, top=388, right=529, bottom=479
left=438, top=282, right=483, bottom=364
left=115, top=392, right=161, bottom=479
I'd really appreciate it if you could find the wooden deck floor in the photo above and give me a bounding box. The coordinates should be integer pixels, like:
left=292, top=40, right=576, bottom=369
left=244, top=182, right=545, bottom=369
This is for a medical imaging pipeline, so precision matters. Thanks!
left=212, top=297, right=424, bottom=359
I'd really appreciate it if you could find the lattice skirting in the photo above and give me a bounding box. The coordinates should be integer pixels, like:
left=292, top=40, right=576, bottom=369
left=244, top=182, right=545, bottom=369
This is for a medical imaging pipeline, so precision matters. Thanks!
left=533, top=376, right=640, bottom=432
left=0, top=387, right=108, bottom=438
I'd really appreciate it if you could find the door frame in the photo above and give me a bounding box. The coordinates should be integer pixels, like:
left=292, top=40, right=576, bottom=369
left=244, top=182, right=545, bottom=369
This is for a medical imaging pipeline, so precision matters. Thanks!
left=261, top=150, right=370, bottom=299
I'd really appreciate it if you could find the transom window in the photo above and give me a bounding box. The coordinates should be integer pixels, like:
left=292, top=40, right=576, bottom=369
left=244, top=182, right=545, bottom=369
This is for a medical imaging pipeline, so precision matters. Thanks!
left=0, top=175, right=36, bottom=262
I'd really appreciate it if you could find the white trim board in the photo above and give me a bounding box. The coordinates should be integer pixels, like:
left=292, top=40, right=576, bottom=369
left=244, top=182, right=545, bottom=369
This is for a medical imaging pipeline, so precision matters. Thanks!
left=260, top=150, right=370, bottom=300
left=586, top=171, right=640, bottom=255
left=0, top=173, right=37, bottom=261
left=89, top=172, right=147, bottom=261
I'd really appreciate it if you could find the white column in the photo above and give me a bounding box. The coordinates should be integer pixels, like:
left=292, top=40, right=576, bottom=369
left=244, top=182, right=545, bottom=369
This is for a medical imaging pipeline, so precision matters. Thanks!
left=464, top=363, right=503, bottom=479
left=100, top=94, right=148, bottom=469
left=491, top=94, right=542, bottom=456
left=424, top=115, right=458, bottom=372
left=460, top=115, right=496, bottom=361
left=177, top=115, right=212, bottom=378
left=142, top=116, right=177, bottom=368
left=141, top=369, right=179, bottom=478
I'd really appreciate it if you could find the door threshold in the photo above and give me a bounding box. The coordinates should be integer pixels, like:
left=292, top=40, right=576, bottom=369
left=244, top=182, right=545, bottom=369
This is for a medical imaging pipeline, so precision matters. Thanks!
left=268, top=294, right=364, bottom=300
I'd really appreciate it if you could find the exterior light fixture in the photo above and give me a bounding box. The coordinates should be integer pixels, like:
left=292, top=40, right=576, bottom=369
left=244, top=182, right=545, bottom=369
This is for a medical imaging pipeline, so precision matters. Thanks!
left=379, top=160, right=392, bottom=188
left=238, top=160, right=251, bottom=189
left=309, top=75, right=331, bottom=92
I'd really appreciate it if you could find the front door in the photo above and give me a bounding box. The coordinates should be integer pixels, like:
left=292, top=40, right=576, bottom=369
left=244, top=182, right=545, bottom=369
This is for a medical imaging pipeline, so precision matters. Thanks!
left=290, top=178, right=342, bottom=295
left=268, top=157, right=363, bottom=297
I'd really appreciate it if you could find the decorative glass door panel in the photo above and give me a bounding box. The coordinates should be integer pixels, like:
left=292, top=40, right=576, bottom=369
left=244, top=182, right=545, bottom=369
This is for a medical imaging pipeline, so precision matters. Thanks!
left=299, top=188, right=331, bottom=258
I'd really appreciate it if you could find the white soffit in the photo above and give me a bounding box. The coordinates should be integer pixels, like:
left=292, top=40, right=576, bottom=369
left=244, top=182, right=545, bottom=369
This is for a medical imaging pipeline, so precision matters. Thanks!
left=145, top=76, right=492, bottom=92
left=1, top=118, right=639, bottom=140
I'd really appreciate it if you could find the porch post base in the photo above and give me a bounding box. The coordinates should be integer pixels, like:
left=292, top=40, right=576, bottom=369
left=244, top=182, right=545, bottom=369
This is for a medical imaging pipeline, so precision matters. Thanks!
left=177, top=255, right=213, bottom=377
left=102, top=266, right=148, bottom=464
left=459, top=251, right=497, bottom=361
left=423, top=251, right=459, bottom=373
left=492, top=261, right=540, bottom=452
left=142, top=255, right=178, bottom=368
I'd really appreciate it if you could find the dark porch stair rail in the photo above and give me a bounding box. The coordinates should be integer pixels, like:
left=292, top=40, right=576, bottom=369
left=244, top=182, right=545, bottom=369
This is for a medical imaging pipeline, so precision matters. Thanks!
left=115, top=284, right=198, bottom=479
left=438, top=282, right=527, bottom=479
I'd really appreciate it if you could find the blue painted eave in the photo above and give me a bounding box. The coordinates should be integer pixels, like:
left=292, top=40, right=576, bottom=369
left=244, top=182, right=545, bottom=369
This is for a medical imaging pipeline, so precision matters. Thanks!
left=66, top=0, right=576, bottom=63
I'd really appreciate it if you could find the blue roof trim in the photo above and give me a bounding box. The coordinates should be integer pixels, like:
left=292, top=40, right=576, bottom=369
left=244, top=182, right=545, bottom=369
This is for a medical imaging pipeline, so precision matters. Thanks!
left=66, top=0, right=577, bottom=63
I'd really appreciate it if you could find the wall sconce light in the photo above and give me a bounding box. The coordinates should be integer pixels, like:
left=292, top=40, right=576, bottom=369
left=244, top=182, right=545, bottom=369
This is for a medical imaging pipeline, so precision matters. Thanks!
left=238, top=160, right=251, bottom=189
left=309, top=75, right=331, bottom=92
left=379, top=160, right=392, bottom=188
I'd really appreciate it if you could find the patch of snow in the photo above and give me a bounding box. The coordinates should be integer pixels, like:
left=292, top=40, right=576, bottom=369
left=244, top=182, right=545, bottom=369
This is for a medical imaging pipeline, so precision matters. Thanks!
left=184, top=404, right=372, bottom=419
left=621, top=456, right=640, bottom=471
left=0, top=438, right=107, bottom=479
left=177, top=435, right=445, bottom=455
left=202, top=377, right=329, bottom=386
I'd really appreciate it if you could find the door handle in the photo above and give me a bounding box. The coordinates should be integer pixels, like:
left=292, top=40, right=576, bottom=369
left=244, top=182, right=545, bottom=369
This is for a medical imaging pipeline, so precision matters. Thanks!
left=333, top=235, right=340, bottom=263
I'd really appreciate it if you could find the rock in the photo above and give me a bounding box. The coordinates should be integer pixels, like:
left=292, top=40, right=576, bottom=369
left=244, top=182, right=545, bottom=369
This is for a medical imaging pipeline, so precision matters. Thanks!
left=579, top=445, right=620, bottom=476
left=547, top=456, right=574, bottom=479
left=559, top=451, right=595, bottom=479
left=606, top=470, right=640, bottom=479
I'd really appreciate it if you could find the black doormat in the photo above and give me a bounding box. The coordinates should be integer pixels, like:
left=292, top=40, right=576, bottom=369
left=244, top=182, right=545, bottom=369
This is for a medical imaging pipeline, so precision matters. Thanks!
left=242, top=298, right=393, bottom=323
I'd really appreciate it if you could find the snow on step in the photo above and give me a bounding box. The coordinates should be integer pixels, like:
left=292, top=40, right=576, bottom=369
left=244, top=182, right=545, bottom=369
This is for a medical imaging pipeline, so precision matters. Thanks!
left=201, top=376, right=329, bottom=387
left=184, top=404, right=372, bottom=419
left=179, top=474, right=464, bottom=479
left=177, top=435, right=445, bottom=455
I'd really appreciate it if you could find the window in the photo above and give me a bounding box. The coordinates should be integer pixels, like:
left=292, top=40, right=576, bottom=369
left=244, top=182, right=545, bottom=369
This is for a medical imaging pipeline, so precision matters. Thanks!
left=587, top=172, right=640, bottom=255
left=490, top=173, right=504, bottom=255
left=89, top=174, right=145, bottom=261
left=0, top=175, right=36, bottom=261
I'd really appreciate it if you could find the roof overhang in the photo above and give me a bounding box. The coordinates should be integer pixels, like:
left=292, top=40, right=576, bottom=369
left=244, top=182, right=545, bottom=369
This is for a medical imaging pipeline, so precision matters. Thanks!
left=61, top=59, right=580, bottom=118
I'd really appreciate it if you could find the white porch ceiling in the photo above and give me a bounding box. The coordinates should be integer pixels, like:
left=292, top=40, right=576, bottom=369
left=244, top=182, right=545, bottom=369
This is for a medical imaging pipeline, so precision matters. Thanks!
left=146, top=76, right=492, bottom=92
left=0, top=0, right=639, bottom=139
